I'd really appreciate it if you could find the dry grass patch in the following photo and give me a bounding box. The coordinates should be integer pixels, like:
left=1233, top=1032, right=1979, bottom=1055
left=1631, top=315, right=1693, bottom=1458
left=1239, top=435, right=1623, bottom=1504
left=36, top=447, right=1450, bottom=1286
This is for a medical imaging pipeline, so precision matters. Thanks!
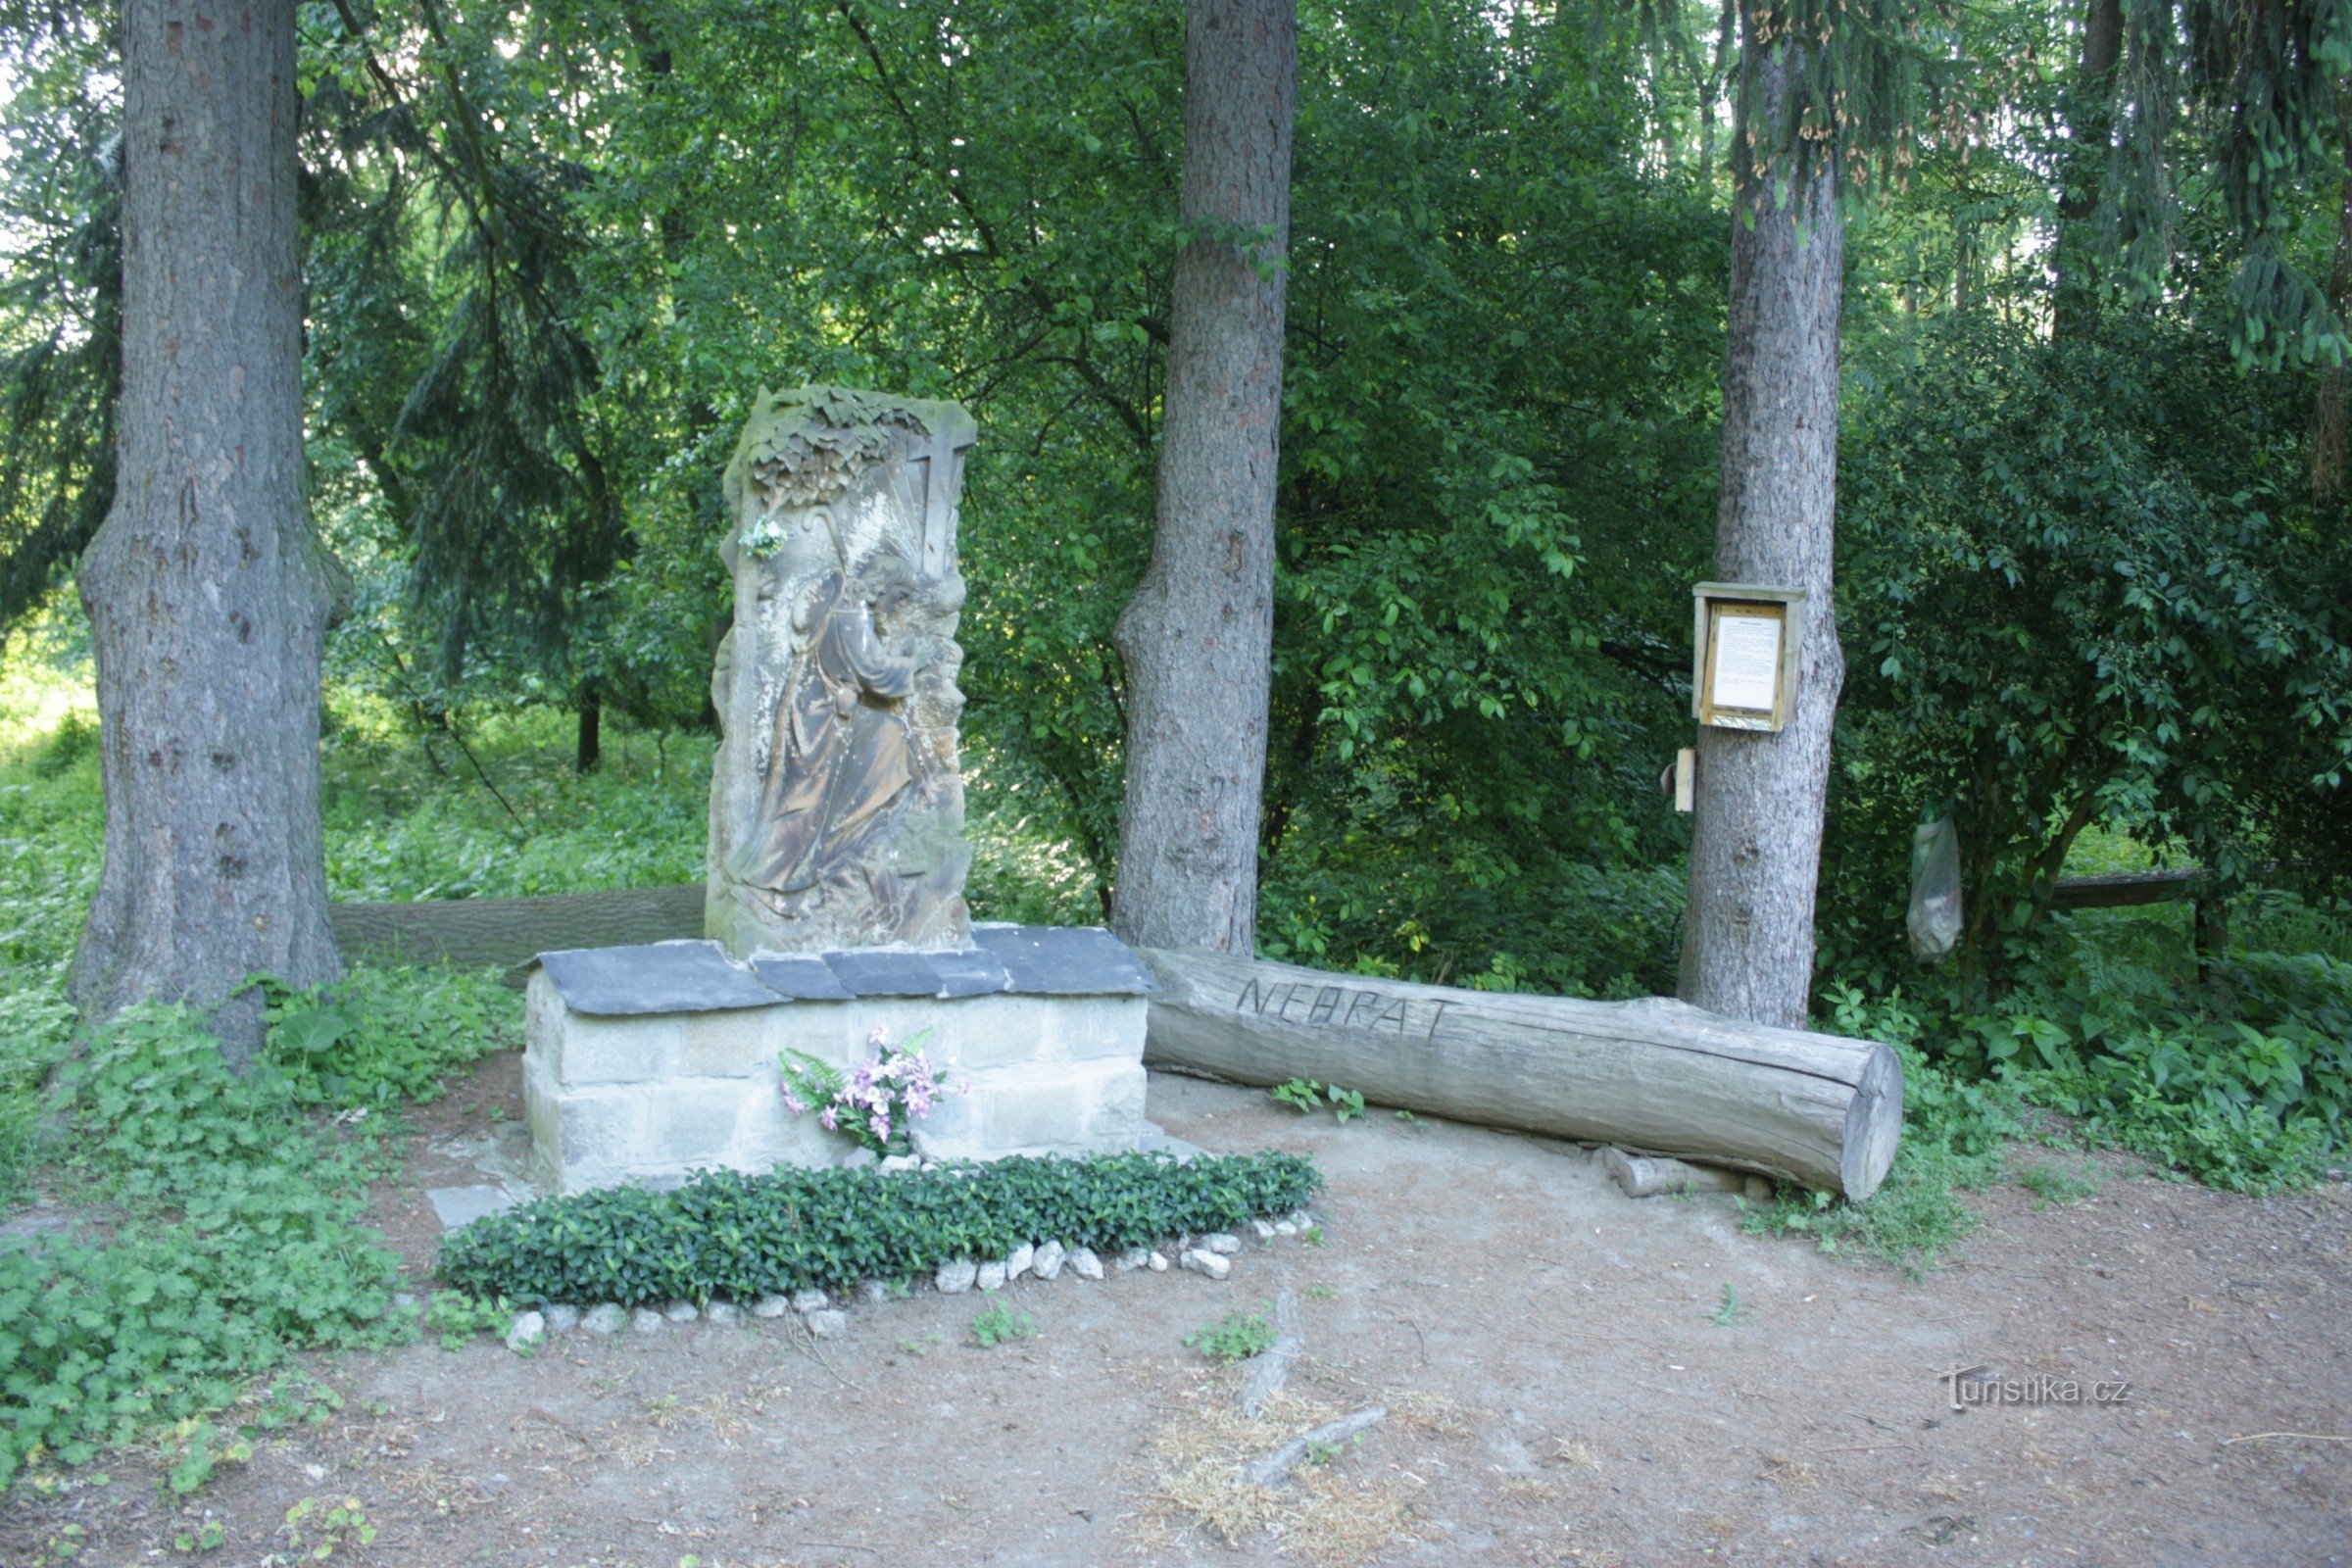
left=1547, top=1435, right=1601, bottom=1471
left=1386, top=1389, right=1475, bottom=1438
left=1278, top=1468, right=1424, bottom=1566
left=1129, top=1371, right=1467, bottom=1565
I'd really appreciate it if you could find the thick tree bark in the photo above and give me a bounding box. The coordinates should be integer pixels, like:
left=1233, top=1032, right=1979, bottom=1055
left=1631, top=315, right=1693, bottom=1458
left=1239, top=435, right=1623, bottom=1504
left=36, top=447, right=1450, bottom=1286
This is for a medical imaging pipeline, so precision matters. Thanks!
left=1110, top=0, right=1297, bottom=955
left=1678, top=33, right=1846, bottom=1031
left=71, top=0, right=341, bottom=1061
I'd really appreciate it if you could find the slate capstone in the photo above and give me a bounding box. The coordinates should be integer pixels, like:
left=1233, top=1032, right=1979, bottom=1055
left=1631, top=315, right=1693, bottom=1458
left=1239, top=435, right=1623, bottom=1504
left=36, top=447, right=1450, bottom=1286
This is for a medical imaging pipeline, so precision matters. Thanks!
left=539, top=940, right=780, bottom=1016
left=820, top=948, right=960, bottom=999
left=750, top=954, right=857, bottom=1002
left=970, top=923, right=1158, bottom=996
left=537, top=927, right=1156, bottom=1016
left=928, top=947, right=1013, bottom=998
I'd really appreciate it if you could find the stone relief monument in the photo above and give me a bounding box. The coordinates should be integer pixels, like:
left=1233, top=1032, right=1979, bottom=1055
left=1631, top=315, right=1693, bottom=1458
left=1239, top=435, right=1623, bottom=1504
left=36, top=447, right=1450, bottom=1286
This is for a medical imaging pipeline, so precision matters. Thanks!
left=520, top=387, right=1157, bottom=1197
left=707, top=387, right=978, bottom=958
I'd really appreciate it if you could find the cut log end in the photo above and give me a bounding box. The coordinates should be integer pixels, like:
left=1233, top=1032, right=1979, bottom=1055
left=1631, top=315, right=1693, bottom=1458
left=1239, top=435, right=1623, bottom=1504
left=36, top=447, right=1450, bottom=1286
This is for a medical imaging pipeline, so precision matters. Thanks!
left=1838, top=1043, right=1904, bottom=1202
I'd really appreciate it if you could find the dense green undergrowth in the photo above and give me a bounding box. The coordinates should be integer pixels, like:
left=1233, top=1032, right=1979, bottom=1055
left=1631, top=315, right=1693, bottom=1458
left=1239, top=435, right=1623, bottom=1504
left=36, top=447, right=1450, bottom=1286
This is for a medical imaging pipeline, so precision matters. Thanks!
left=0, top=974, right=517, bottom=1490
left=439, top=1152, right=1322, bottom=1306
left=0, top=1011, right=403, bottom=1490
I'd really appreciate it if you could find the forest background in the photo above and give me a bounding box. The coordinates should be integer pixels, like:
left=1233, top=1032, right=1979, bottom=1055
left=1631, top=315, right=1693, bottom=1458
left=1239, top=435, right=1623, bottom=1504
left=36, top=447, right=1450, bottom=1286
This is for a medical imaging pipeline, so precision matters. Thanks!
left=3, top=0, right=2352, bottom=1226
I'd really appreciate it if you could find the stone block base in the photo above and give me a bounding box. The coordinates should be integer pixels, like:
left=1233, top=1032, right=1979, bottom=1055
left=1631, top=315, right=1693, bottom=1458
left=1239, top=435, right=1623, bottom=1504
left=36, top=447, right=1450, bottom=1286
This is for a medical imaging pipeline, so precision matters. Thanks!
left=523, top=968, right=1152, bottom=1195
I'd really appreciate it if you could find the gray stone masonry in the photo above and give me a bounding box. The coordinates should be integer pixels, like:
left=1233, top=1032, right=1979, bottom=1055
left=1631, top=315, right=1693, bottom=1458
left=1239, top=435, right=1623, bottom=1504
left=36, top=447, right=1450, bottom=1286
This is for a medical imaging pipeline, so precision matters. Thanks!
left=523, top=958, right=1151, bottom=1196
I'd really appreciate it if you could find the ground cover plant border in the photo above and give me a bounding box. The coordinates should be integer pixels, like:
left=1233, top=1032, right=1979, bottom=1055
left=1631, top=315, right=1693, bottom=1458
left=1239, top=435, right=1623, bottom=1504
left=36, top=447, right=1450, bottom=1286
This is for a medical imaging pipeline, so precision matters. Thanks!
left=438, top=1151, right=1322, bottom=1307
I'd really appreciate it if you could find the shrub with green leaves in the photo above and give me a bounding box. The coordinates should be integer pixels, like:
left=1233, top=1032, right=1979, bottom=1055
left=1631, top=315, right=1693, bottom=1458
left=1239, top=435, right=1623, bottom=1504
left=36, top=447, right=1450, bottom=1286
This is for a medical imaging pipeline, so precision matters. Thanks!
left=439, top=1151, right=1322, bottom=1307
left=263, top=963, right=520, bottom=1107
left=0, top=1007, right=406, bottom=1490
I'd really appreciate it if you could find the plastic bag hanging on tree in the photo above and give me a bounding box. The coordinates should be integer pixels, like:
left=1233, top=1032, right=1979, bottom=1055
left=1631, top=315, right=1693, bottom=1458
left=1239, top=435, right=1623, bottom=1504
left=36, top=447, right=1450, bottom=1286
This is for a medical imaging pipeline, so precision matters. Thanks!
left=1907, top=818, right=1963, bottom=963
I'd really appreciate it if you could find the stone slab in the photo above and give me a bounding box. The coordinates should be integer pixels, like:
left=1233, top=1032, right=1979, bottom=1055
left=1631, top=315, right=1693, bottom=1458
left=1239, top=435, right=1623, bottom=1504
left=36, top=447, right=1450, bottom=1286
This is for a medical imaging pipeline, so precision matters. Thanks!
left=539, top=927, right=1152, bottom=1014
left=541, top=941, right=778, bottom=1016
left=820, top=949, right=958, bottom=998
left=427, top=1185, right=519, bottom=1232
left=928, top=947, right=1012, bottom=998
left=972, top=923, right=1158, bottom=995
left=751, top=955, right=857, bottom=1002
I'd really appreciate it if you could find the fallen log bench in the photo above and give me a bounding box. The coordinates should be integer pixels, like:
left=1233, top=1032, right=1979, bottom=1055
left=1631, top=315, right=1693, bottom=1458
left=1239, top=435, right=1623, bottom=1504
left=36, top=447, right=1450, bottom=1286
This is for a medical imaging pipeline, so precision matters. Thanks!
left=1137, top=948, right=1903, bottom=1200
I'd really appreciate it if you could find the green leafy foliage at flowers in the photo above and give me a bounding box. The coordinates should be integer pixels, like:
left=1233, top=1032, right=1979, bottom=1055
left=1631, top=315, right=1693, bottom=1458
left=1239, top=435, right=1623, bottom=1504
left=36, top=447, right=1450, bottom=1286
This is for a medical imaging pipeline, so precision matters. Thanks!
left=776, top=1030, right=953, bottom=1156
left=438, top=1152, right=1322, bottom=1308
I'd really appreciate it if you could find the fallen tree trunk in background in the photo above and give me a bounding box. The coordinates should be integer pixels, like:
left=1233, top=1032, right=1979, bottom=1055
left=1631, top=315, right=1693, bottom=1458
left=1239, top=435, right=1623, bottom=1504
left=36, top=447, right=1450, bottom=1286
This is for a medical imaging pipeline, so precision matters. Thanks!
left=1137, top=948, right=1902, bottom=1200
left=330, top=885, right=703, bottom=974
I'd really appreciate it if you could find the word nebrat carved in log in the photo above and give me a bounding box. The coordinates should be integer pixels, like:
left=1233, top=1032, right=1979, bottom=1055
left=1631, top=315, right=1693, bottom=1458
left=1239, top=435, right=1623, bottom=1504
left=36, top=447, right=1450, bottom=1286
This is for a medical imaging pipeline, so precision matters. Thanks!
left=1235, top=978, right=1449, bottom=1042
left=707, top=387, right=979, bottom=957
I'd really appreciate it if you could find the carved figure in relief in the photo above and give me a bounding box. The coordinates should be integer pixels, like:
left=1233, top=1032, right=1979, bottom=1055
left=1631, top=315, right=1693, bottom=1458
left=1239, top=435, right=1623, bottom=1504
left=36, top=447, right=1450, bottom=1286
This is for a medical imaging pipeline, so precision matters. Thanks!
left=707, top=387, right=977, bottom=957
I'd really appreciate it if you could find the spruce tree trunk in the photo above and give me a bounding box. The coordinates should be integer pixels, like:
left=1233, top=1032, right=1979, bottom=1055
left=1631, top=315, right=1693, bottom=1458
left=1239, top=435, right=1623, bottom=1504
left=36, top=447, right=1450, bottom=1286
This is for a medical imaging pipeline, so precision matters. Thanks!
left=1110, top=0, right=1297, bottom=955
left=1678, top=33, right=1846, bottom=1031
left=71, top=0, right=341, bottom=1062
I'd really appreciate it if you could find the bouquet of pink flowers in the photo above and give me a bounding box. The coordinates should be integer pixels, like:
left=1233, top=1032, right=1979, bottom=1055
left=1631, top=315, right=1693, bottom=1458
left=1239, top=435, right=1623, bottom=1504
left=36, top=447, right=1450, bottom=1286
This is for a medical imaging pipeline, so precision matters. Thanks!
left=778, top=1027, right=956, bottom=1156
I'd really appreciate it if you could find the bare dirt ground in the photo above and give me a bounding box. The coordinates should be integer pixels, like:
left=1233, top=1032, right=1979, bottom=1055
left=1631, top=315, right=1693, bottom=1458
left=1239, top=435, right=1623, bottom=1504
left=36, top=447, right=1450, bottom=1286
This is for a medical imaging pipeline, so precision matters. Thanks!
left=5, top=1056, right=2348, bottom=1568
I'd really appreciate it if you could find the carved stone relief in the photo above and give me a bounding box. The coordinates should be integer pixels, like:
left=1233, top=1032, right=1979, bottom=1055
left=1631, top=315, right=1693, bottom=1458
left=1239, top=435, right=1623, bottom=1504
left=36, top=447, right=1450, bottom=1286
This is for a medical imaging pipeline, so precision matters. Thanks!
left=706, top=386, right=978, bottom=957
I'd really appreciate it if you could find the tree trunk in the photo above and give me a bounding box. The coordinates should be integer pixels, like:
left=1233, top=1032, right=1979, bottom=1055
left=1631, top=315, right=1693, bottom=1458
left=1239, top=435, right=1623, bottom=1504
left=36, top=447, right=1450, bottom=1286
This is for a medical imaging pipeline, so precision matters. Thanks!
left=1678, top=28, right=1846, bottom=1031
left=71, top=0, right=341, bottom=1062
left=576, top=684, right=603, bottom=773
left=2051, top=0, right=2123, bottom=338
left=1110, top=0, right=1297, bottom=955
